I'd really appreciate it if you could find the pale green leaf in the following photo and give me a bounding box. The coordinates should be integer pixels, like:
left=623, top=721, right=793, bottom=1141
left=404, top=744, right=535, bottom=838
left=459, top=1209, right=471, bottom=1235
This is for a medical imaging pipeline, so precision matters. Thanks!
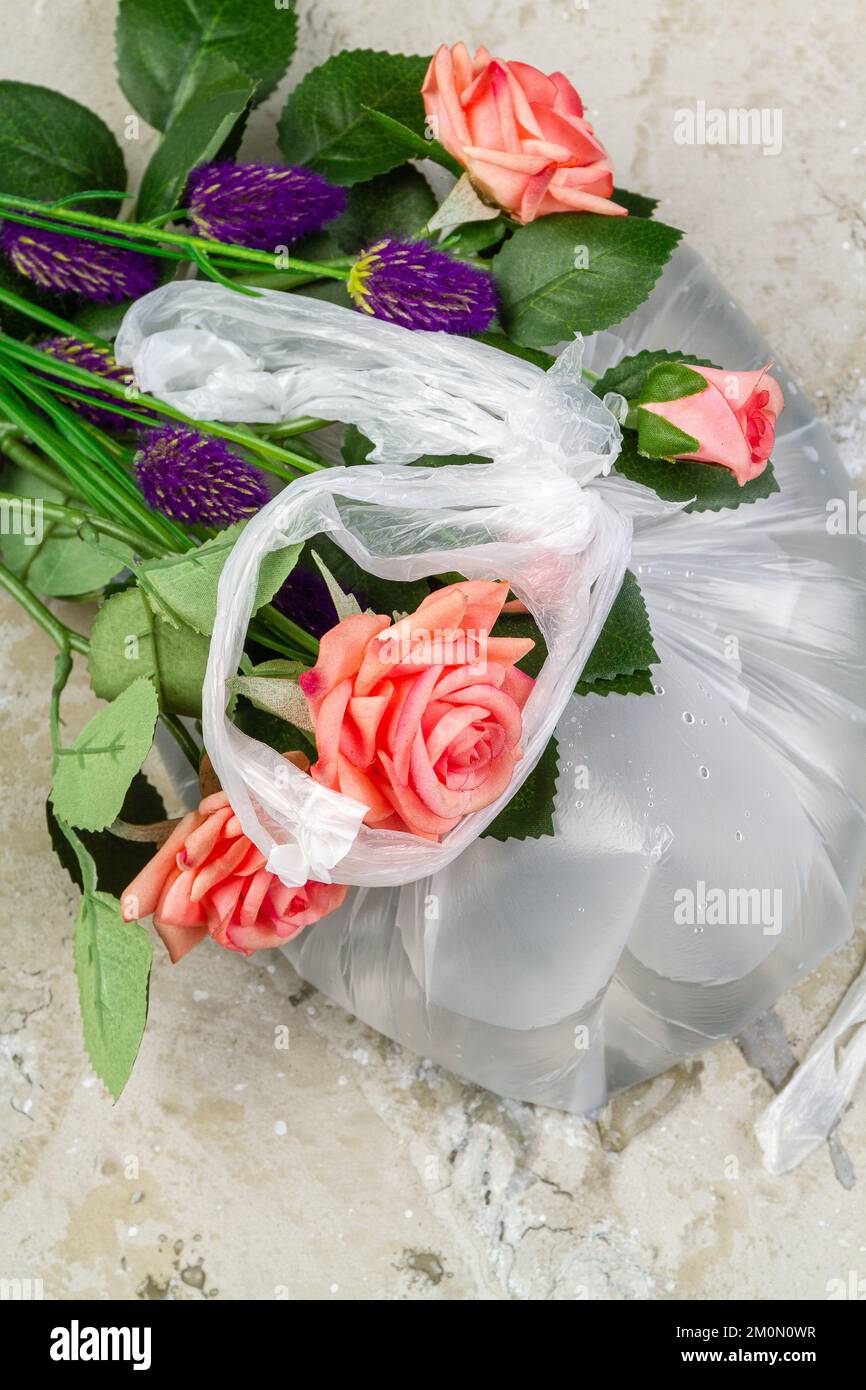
left=51, top=677, right=159, bottom=832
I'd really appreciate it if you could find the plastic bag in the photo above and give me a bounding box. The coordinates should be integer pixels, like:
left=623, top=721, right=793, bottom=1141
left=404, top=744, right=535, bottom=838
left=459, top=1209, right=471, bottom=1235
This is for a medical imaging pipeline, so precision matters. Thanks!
left=118, top=251, right=866, bottom=1158
left=117, top=281, right=666, bottom=886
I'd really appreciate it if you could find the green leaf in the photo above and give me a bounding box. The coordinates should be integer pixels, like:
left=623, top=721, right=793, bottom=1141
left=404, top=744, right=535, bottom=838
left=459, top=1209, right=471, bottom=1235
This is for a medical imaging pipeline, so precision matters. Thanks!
left=636, top=408, right=700, bottom=459
left=0, top=82, right=126, bottom=210
left=638, top=361, right=708, bottom=404
left=115, top=0, right=298, bottom=131
left=491, top=570, right=657, bottom=690
left=615, top=429, right=780, bottom=512
left=611, top=187, right=658, bottom=218
left=340, top=425, right=375, bottom=467
left=574, top=668, right=655, bottom=698
left=138, top=525, right=302, bottom=635
left=579, top=570, right=658, bottom=682
left=74, top=876, right=152, bottom=1100
left=47, top=772, right=168, bottom=898
left=482, top=735, right=559, bottom=842
left=488, top=609, right=546, bottom=678
left=443, top=217, right=509, bottom=255
left=88, top=586, right=211, bottom=717
left=593, top=349, right=715, bottom=402
left=136, top=57, right=256, bottom=222
left=0, top=259, right=72, bottom=337
left=359, top=107, right=461, bottom=176
left=493, top=213, right=682, bottom=347
left=298, top=165, right=437, bottom=260
left=51, top=678, right=159, bottom=832
left=0, top=464, right=124, bottom=597
left=228, top=671, right=313, bottom=732
left=277, top=50, right=431, bottom=185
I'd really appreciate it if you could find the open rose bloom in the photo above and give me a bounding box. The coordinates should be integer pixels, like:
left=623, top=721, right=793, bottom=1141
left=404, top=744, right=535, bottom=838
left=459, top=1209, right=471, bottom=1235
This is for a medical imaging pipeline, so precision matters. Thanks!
left=641, top=365, right=784, bottom=485
left=422, top=42, right=625, bottom=222
left=299, top=579, right=535, bottom=840
left=122, top=753, right=347, bottom=959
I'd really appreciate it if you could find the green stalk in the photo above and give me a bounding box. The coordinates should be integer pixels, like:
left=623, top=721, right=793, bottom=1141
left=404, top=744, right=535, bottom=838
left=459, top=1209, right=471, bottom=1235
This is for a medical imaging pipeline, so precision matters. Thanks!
left=0, top=491, right=161, bottom=555
left=0, top=282, right=110, bottom=348
left=0, top=559, right=88, bottom=655
left=0, top=209, right=194, bottom=263
left=0, top=426, right=72, bottom=491
left=0, top=361, right=190, bottom=551
left=257, top=604, right=319, bottom=658
left=159, top=712, right=201, bottom=772
left=0, top=371, right=188, bottom=554
left=0, top=560, right=201, bottom=773
left=0, top=193, right=350, bottom=281
left=0, top=332, right=328, bottom=476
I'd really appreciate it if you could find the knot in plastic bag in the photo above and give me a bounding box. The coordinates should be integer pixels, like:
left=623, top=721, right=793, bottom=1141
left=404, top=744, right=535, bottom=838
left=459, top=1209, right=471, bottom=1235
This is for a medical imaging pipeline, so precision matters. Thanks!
left=496, top=339, right=624, bottom=487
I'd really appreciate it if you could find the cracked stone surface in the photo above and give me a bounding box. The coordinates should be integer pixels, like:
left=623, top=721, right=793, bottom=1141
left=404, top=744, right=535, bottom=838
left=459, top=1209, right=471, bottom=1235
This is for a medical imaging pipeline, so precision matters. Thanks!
left=1, top=0, right=864, bottom=1300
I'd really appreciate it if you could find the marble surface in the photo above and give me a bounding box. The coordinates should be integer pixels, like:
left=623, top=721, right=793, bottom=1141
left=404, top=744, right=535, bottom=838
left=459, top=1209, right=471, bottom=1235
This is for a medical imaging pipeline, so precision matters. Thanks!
left=1, top=0, right=865, bottom=1300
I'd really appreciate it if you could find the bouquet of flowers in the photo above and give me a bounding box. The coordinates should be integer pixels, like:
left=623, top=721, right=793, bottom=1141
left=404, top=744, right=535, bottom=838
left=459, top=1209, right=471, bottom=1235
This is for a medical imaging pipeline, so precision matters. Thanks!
left=1, top=2, right=862, bottom=1159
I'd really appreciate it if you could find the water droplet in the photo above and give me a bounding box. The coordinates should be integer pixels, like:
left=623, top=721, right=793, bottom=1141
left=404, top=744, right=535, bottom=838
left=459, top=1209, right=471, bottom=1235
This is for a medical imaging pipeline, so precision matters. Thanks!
left=653, top=683, right=665, bottom=695
left=719, top=715, right=728, bottom=726
left=645, top=822, right=675, bottom=864
left=682, top=711, right=695, bottom=725
left=693, top=925, right=705, bottom=934
left=735, top=830, right=744, bottom=842
left=575, top=799, right=584, bottom=809
left=698, top=765, right=710, bottom=779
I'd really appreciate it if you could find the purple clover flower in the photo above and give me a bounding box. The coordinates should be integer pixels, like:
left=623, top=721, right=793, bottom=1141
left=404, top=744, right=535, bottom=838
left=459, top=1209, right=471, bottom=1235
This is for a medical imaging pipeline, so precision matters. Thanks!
left=272, top=565, right=366, bottom=640
left=186, top=162, right=348, bottom=250
left=0, top=221, right=159, bottom=303
left=347, top=238, right=498, bottom=334
left=135, top=425, right=269, bottom=528
left=37, top=335, right=134, bottom=432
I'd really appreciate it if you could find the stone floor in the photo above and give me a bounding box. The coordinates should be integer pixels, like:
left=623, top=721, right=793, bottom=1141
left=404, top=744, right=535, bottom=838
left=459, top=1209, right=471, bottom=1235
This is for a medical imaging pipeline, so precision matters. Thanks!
left=1, top=0, right=864, bottom=1299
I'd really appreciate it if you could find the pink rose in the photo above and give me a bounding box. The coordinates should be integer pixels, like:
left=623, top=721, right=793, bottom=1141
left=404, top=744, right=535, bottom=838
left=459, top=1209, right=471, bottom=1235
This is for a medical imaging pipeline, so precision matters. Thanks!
left=121, top=752, right=347, bottom=960
left=639, top=365, right=785, bottom=486
left=422, top=42, right=625, bottom=223
left=298, top=580, right=535, bottom=840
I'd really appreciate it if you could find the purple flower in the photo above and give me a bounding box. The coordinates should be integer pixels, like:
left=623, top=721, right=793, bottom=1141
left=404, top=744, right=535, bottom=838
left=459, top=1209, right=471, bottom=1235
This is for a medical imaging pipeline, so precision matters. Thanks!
left=135, top=425, right=269, bottom=527
left=0, top=221, right=159, bottom=303
left=272, top=565, right=365, bottom=639
left=36, top=335, right=134, bottom=432
left=186, top=162, right=347, bottom=250
left=347, top=238, right=497, bottom=334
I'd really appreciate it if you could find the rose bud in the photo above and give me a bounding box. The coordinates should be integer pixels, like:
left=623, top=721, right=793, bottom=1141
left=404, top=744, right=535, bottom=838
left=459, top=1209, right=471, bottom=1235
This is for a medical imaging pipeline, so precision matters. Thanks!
left=634, top=361, right=785, bottom=485
left=422, top=42, right=625, bottom=223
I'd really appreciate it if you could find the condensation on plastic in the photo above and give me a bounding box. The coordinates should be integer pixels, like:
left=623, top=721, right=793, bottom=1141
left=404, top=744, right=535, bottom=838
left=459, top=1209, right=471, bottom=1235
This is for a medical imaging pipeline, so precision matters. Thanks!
left=117, top=282, right=671, bottom=887
left=118, top=247, right=866, bottom=1169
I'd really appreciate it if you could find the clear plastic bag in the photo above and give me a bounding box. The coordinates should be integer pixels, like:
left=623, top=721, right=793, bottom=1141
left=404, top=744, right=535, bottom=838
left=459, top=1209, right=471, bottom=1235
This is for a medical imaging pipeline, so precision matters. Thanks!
left=118, top=252, right=866, bottom=1163
left=117, top=283, right=667, bottom=886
